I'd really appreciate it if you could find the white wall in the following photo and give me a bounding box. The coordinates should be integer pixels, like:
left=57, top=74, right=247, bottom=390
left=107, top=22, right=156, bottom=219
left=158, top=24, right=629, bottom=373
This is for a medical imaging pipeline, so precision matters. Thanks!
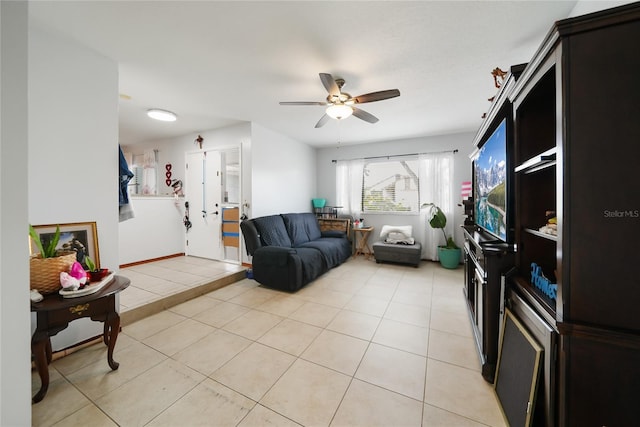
left=118, top=197, right=185, bottom=265
left=250, top=123, right=316, bottom=217
left=29, top=27, right=119, bottom=350
left=316, top=132, right=475, bottom=248
left=0, top=2, right=31, bottom=424
left=122, top=122, right=251, bottom=197
left=569, top=0, right=633, bottom=17
left=119, top=122, right=251, bottom=263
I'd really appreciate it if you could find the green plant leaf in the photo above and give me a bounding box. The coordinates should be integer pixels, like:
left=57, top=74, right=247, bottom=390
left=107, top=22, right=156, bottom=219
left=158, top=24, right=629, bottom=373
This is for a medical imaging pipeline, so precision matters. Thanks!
left=44, top=225, right=61, bottom=258
left=84, top=256, right=96, bottom=272
left=29, top=224, right=46, bottom=257
left=422, top=203, right=457, bottom=248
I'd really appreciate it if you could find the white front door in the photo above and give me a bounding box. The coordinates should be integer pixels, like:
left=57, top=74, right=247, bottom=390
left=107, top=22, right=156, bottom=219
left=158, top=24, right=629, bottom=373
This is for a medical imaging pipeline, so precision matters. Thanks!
left=185, top=151, right=223, bottom=260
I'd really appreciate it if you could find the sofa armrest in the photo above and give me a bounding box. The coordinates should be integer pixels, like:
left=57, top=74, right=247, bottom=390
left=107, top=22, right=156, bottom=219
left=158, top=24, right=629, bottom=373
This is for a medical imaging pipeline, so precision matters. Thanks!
left=240, top=220, right=262, bottom=256
left=251, top=246, right=303, bottom=292
left=253, top=246, right=297, bottom=266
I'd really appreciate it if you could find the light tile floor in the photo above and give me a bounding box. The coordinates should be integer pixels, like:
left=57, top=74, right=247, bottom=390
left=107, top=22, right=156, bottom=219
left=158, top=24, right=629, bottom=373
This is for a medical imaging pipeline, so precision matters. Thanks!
left=119, top=256, right=246, bottom=314
left=32, top=257, right=507, bottom=427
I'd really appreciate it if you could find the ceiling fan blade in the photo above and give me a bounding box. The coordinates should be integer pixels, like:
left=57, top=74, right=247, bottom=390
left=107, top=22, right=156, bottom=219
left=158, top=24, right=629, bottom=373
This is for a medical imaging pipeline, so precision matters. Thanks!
left=353, top=89, right=400, bottom=104
left=279, top=101, right=327, bottom=106
left=319, top=73, right=340, bottom=96
left=315, top=114, right=330, bottom=128
left=352, top=107, right=379, bottom=124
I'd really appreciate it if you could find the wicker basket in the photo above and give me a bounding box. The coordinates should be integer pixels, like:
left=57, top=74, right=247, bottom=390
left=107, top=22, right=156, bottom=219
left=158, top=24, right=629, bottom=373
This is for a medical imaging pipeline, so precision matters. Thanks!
left=30, top=251, right=77, bottom=295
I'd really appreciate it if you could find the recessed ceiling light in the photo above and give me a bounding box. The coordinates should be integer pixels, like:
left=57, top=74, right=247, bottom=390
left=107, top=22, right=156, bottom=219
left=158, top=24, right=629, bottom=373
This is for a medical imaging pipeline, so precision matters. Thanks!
left=147, top=109, right=177, bottom=122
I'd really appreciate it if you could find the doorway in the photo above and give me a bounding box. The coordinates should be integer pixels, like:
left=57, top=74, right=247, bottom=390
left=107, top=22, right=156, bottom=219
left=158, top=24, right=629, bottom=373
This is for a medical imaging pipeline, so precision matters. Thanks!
left=185, top=148, right=240, bottom=262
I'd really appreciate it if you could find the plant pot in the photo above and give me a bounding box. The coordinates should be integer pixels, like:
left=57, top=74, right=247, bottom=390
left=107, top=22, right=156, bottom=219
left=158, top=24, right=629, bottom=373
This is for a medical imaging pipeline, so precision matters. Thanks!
left=88, top=268, right=110, bottom=283
left=438, top=247, right=461, bottom=269
left=30, top=251, right=77, bottom=294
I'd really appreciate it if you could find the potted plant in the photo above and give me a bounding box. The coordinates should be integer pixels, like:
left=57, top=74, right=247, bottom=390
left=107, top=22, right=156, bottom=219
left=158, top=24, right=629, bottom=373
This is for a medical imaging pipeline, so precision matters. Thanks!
left=84, top=256, right=109, bottom=282
left=29, top=224, right=77, bottom=294
left=421, top=203, right=461, bottom=269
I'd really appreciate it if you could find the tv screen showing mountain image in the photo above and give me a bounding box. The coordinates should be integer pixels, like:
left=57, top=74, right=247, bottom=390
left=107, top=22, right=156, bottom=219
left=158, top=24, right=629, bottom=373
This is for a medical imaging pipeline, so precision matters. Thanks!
left=474, top=118, right=507, bottom=241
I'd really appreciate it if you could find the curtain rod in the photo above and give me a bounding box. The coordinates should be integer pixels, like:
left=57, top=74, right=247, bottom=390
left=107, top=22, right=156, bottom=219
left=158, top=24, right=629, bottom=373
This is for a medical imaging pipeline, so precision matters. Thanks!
left=331, top=148, right=458, bottom=163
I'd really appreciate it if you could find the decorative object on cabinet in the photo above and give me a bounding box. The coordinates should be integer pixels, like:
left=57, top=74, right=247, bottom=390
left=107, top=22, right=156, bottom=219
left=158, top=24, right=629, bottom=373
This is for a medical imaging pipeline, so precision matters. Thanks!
left=484, top=67, right=509, bottom=115
left=29, top=251, right=77, bottom=295
left=194, top=134, right=203, bottom=149
left=313, top=205, right=339, bottom=219
left=165, top=163, right=172, bottom=186
left=83, top=255, right=109, bottom=283
left=311, top=198, right=326, bottom=208
left=29, top=222, right=101, bottom=294
left=29, top=222, right=99, bottom=271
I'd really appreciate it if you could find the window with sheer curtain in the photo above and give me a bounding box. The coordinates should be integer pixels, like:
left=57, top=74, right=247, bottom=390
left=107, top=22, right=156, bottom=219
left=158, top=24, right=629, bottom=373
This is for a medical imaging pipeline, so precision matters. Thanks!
left=362, top=157, right=420, bottom=213
left=336, top=151, right=454, bottom=260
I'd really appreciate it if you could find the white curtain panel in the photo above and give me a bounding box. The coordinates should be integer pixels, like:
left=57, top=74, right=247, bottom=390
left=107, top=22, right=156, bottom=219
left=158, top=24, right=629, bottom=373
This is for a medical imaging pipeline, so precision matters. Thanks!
left=335, top=159, right=364, bottom=219
left=419, top=152, right=454, bottom=260
left=142, top=149, right=157, bottom=195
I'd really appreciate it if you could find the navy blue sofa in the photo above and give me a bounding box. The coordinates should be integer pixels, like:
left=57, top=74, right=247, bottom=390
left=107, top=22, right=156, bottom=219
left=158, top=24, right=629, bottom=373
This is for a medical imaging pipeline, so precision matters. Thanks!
left=240, top=212, right=351, bottom=291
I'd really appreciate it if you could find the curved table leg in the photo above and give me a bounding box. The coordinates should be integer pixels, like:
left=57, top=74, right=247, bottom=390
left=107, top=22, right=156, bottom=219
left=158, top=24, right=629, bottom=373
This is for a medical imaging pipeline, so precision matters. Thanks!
left=31, top=332, right=50, bottom=403
left=103, top=321, right=109, bottom=346
left=45, top=337, right=53, bottom=364
left=105, top=312, right=121, bottom=370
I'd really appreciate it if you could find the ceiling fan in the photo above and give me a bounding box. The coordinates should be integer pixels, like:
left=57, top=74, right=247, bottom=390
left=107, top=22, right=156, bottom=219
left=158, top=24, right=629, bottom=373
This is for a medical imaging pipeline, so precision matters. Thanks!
left=280, top=73, right=400, bottom=128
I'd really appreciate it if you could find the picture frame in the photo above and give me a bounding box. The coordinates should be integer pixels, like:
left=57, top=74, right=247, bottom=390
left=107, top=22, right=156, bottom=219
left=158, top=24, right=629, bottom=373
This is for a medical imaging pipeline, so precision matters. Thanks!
left=29, top=222, right=100, bottom=270
left=494, top=308, right=543, bottom=426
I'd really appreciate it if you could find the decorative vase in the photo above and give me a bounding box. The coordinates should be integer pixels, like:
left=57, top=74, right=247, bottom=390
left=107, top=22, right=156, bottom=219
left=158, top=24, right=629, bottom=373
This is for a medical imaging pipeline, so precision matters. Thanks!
left=30, top=251, right=77, bottom=294
left=88, top=268, right=110, bottom=283
left=438, top=247, right=461, bottom=269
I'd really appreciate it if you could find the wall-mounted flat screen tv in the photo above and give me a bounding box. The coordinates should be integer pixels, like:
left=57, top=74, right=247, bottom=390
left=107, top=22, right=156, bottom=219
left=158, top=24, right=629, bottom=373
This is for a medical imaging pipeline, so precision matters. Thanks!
left=474, top=118, right=508, bottom=241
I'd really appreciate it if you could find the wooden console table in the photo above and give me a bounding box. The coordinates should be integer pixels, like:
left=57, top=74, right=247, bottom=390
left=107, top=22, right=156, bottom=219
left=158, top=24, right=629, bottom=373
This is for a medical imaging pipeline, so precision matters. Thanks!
left=31, top=275, right=130, bottom=403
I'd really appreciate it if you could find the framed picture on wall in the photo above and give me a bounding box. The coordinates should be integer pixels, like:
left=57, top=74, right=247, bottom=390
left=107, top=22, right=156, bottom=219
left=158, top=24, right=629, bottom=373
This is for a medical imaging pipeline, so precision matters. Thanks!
left=29, top=222, right=100, bottom=270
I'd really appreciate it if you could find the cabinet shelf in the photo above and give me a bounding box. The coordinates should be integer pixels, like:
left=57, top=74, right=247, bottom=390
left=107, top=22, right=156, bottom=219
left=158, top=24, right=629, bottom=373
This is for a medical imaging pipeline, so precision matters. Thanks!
left=515, top=147, right=557, bottom=174
left=511, top=275, right=557, bottom=321
left=523, top=227, right=557, bottom=241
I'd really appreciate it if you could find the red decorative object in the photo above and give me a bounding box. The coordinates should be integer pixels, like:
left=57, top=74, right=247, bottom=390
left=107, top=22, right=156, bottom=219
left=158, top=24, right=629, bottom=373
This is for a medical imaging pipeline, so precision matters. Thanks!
left=165, top=163, right=172, bottom=186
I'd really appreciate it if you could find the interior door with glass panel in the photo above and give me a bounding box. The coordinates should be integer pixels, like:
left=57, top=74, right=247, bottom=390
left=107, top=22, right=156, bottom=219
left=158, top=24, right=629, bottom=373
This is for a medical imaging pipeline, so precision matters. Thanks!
left=185, top=150, right=223, bottom=260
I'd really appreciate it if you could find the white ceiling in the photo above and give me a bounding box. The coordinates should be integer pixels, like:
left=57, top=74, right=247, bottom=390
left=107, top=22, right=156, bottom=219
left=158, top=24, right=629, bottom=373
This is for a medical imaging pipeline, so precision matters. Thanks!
left=29, top=1, right=580, bottom=148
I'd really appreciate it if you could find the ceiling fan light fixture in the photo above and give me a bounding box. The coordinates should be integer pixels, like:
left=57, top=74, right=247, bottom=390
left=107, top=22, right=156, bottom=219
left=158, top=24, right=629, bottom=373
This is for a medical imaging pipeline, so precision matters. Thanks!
left=326, top=104, right=353, bottom=120
left=147, top=109, right=177, bottom=122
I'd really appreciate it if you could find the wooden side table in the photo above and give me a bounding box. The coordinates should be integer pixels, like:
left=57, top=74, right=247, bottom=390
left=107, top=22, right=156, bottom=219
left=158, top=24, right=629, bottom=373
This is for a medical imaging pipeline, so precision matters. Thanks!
left=353, top=227, right=374, bottom=259
left=30, top=275, right=130, bottom=403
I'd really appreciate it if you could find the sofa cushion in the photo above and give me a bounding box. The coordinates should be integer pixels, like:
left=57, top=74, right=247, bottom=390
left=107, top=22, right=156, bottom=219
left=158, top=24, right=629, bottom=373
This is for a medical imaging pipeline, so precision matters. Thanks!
left=299, top=237, right=351, bottom=269
left=253, top=215, right=291, bottom=248
left=281, top=213, right=322, bottom=245
left=281, top=213, right=310, bottom=246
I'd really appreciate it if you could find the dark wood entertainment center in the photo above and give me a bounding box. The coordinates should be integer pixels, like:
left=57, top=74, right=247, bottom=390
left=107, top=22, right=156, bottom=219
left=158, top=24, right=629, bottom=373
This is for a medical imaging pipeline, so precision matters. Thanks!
left=463, top=226, right=514, bottom=383
left=465, top=4, right=640, bottom=425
